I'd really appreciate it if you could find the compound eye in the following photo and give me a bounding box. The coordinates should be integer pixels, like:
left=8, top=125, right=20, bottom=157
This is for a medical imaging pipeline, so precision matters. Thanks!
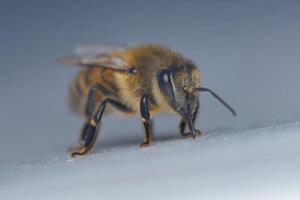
left=161, top=70, right=170, bottom=83
left=157, top=69, right=175, bottom=98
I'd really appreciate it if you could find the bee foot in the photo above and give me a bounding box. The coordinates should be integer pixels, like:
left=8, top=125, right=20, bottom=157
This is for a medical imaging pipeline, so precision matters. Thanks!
left=181, top=129, right=202, bottom=138
left=70, top=147, right=88, bottom=157
left=140, top=141, right=151, bottom=148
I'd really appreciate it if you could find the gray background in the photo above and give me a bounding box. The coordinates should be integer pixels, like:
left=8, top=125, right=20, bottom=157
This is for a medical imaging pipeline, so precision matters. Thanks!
left=1, top=0, right=300, bottom=168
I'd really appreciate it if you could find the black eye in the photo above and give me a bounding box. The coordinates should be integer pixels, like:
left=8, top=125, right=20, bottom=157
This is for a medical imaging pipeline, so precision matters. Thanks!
left=157, top=69, right=175, bottom=98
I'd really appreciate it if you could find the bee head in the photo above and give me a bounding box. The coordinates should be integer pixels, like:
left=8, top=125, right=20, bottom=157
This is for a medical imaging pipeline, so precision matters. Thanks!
left=157, top=64, right=201, bottom=122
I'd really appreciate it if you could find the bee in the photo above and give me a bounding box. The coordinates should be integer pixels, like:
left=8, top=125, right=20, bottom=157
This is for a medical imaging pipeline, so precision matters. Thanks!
left=59, top=44, right=236, bottom=157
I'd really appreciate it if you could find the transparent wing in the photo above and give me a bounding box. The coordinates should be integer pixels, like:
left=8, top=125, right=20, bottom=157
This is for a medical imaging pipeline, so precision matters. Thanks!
left=57, top=44, right=130, bottom=72
left=74, top=44, right=127, bottom=56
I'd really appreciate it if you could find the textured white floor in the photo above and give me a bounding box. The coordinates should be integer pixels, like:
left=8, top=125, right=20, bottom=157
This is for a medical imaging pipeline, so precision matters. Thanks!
left=1, top=122, right=299, bottom=200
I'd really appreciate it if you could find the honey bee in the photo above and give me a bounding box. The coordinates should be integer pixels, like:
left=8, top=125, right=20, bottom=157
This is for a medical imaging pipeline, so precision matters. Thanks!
left=59, top=44, right=236, bottom=157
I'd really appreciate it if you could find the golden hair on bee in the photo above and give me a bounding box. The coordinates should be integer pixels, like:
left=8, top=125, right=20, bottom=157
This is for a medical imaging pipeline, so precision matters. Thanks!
left=58, top=44, right=236, bottom=157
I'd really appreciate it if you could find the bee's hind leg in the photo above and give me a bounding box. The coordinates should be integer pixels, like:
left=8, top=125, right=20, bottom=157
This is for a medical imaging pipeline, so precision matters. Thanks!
left=71, top=119, right=99, bottom=157
left=179, top=104, right=202, bottom=138
left=71, top=98, right=128, bottom=157
left=71, top=83, right=132, bottom=157
left=71, top=99, right=107, bottom=157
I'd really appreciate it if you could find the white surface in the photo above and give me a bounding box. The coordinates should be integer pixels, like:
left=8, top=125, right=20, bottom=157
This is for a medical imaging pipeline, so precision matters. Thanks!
left=1, top=122, right=299, bottom=200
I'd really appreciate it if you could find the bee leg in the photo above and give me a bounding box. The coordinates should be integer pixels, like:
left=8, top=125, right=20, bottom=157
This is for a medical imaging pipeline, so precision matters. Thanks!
left=179, top=104, right=202, bottom=138
left=139, top=94, right=153, bottom=148
left=71, top=98, right=119, bottom=157
left=71, top=120, right=99, bottom=157
left=85, top=84, right=111, bottom=117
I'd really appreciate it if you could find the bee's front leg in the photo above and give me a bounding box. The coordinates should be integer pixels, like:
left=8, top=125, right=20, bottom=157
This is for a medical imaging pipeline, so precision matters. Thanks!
left=139, top=94, right=153, bottom=148
left=179, top=104, right=202, bottom=138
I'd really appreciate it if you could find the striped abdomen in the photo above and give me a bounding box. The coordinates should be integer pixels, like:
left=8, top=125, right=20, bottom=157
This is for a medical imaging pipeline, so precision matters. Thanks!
left=68, top=68, right=120, bottom=118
